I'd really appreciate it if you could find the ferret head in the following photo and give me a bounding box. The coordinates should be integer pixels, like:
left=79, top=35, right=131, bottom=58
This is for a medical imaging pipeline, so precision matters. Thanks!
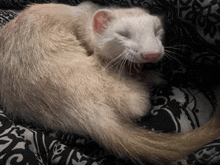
left=92, top=8, right=164, bottom=64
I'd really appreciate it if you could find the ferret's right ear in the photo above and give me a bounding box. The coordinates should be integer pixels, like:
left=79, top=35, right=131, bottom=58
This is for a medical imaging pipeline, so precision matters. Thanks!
left=93, top=9, right=115, bottom=34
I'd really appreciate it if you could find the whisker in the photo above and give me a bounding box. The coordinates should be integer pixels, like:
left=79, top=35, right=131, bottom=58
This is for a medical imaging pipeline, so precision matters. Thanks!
left=165, top=50, right=183, bottom=57
left=129, top=56, right=134, bottom=75
left=165, top=45, right=190, bottom=52
left=165, top=46, right=181, bottom=48
left=164, top=55, right=173, bottom=62
left=165, top=45, right=189, bottom=49
left=164, top=55, right=178, bottom=64
left=165, top=47, right=182, bottom=51
left=207, top=48, right=220, bottom=57
left=165, top=53, right=182, bottom=64
left=167, top=54, right=182, bottom=64
left=134, top=63, right=140, bottom=72
left=107, top=59, right=122, bottom=71
left=117, top=59, right=123, bottom=77
left=103, top=53, right=125, bottom=71
left=118, top=57, right=127, bottom=76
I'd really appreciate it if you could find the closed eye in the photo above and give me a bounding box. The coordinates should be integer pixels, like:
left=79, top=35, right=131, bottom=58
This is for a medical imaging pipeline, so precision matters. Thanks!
left=116, top=30, right=130, bottom=38
left=155, top=28, right=164, bottom=40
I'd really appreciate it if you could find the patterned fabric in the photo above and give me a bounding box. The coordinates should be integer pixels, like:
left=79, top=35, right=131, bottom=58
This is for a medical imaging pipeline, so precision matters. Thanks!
left=0, top=86, right=219, bottom=165
left=0, top=0, right=56, bottom=9
left=0, top=110, right=99, bottom=165
left=0, top=0, right=220, bottom=165
left=0, top=9, right=16, bottom=28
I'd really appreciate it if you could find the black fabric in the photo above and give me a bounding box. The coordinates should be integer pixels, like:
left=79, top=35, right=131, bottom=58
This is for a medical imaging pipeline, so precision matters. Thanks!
left=0, top=0, right=220, bottom=165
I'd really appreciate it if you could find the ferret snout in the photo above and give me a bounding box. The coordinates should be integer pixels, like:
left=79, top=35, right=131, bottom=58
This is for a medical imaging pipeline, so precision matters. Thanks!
left=139, top=36, right=164, bottom=63
left=141, top=52, right=161, bottom=63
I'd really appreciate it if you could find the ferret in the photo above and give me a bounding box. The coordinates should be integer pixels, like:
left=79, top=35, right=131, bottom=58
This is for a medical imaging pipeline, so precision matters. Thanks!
left=0, top=2, right=219, bottom=164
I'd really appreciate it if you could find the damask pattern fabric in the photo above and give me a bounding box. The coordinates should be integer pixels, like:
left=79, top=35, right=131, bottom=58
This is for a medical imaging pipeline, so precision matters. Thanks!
left=0, top=0, right=220, bottom=165
left=0, top=85, right=219, bottom=165
left=0, top=9, right=16, bottom=28
left=0, top=110, right=99, bottom=165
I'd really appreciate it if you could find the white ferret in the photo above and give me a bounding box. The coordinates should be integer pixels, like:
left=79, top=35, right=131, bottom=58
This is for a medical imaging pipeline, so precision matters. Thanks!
left=0, top=2, right=220, bottom=164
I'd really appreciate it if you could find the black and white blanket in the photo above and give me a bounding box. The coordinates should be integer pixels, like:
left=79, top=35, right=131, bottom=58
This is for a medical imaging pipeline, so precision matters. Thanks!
left=0, top=0, right=220, bottom=164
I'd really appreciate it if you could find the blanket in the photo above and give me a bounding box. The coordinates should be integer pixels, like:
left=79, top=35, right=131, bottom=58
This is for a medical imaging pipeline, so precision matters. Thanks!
left=0, top=0, right=220, bottom=164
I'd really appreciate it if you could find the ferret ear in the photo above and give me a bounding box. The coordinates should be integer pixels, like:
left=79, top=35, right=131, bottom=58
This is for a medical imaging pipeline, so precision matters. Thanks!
left=93, top=9, right=115, bottom=34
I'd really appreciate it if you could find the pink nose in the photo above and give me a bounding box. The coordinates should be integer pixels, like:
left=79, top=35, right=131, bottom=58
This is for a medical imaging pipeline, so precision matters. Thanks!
left=142, top=53, right=161, bottom=63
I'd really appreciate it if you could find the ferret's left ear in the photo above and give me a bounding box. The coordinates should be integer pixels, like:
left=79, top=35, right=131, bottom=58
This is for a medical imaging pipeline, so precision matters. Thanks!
left=93, top=9, right=115, bottom=34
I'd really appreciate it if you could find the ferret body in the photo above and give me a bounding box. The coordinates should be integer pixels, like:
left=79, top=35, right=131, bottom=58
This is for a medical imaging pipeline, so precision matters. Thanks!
left=0, top=2, right=220, bottom=164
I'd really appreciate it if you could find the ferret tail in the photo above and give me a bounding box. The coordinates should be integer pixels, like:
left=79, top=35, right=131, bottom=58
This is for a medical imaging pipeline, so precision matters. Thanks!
left=91, top=90, right=220, bottom=164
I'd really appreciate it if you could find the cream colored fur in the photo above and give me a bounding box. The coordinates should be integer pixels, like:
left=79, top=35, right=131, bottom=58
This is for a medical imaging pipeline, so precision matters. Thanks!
left=0, top=2, right=220, bottom=165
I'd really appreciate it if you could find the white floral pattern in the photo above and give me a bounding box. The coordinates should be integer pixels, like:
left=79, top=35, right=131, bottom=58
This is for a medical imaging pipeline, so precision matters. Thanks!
left=0, top=0, right=220, bottom=165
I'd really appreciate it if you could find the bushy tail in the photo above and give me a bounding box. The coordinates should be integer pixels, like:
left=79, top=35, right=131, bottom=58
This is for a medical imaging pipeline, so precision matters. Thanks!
left=91, top=90, right=220, bottom=165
